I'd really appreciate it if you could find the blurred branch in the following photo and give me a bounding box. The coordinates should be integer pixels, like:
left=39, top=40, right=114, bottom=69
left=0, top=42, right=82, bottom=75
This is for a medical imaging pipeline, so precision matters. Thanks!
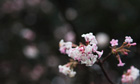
left=98, top=59, right=115, bottom=84
left=102, top=52, right=112, bottom=63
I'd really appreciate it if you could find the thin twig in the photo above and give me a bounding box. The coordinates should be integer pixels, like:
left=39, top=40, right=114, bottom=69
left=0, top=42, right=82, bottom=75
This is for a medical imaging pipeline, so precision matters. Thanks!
left=102, top=52, right=112, bottom=63
left=98, top=60, right=115, bottom=84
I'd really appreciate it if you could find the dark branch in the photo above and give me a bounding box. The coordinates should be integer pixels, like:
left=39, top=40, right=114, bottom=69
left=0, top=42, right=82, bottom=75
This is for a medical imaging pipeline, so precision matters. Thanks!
left=98, top=60, right=115, bottom=84
left=102, top=52, right=112, bottom=63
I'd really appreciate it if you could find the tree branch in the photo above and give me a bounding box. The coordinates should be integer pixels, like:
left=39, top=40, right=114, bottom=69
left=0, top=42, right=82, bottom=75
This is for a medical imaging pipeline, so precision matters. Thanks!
left=102, top=52, right=112, bottom=63
left=98, top=60, right=115, bottom=84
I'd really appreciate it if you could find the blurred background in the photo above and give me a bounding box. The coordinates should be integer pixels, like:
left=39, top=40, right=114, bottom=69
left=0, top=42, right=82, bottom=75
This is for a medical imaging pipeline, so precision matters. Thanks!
left=0, top=0, right=140, bottom=84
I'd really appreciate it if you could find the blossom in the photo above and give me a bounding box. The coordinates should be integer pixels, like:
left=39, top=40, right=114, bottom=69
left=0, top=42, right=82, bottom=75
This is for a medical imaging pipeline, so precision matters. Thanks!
left=84, top=45, right=93, bottom=54
left=69, top=70, right=76, bottom=77
left=59, top=39, right=72, bottom=54
left=96, top=50, right=103, bottom=59
left=68, top=47, right=82, bottom=61
left=121, top=66, right=139, bottom=83
left=92, top=43, right=98, bottom=52
left=125, top=36, right=133, bottom=43
left=59, top=33, right=103, bottom=67
left=58, top=65, right=70, bottom=75
left=67, top=36, right=102, bottom=66
left=81, top=54, right=97, bottom=66
left=110, top=36, right=137, bottom=67
left=124, top=36, right=137, bottom=46
left=59, top=39, right=72, bottom=49
left=90, top=38, right=98, bottom=45
left=58, top=65, right=76, bottom=77
left=81, top=33, right=97, bottom=44
left=110, top=39, right=118, bottom=46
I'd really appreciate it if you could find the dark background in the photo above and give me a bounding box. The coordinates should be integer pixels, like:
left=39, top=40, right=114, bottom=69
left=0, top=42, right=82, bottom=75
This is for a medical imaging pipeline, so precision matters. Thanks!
left=0, top=0, right=140, bottom=84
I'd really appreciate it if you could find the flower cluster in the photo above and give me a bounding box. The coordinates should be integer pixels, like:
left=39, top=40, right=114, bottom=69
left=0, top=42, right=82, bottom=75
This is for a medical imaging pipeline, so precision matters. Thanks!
left=121, top=66, right=139, bottom=83
left=59, top=33, right=103, bottom=66
left=58, top=65, right=76, bottom=77
left=110, top=36, right=136, bottom=67
left=58, top=33, right=103, bottom=77
left=58, top=59, right=78, bottom=77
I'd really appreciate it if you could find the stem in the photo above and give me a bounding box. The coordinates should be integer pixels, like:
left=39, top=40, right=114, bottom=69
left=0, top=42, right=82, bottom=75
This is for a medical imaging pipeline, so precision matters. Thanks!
left=102, top=52, right=112, bottom=63
left=98, top=61, right=115, bottom=84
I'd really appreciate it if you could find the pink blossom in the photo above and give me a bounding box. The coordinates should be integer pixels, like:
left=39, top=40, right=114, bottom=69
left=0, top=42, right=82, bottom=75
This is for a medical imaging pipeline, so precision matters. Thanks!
left=96, top=50, right=103, bottom=58
left=58, top=65, right=76, bottom=77
left=110, top=39, right=118, bottom=46
left=92, top=44, right=98, bottom=52
left=117, top=62, right=125, bottom=67
left=81, top=33, right=97, bottom=44
left=68, top=44, right=99, bottom=66
left=78, top=46, right=84, bottom=53
left=85, top=45, right=93, bottom=54
left=59, top=39, right=72, bottom=54
left=125, top=36, right=133, bottom=43
left=59, top=47, right=66, bottom=54
left=59, top=33, right=103, bottom=66
left=90, top=39, right=98, bottom=45
left=68, top=47, right=82, bottom=61
left=81, top=54, right=97, bottom=66
left=121, top=66, right=139, bottom=83
left=125, top=36, right=137, bottom=46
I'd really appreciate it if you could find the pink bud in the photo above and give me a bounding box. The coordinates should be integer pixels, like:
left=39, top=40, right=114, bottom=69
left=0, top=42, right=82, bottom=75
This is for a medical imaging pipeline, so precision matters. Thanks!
left=127, top=69, right=131, bottom=73
left=124, top=52, right=128, bottom=55
left=130, top=43, right=136, bottom=46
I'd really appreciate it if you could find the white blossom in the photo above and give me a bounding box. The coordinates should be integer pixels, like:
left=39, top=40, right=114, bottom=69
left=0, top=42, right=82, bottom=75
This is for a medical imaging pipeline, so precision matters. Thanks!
left=84, top=45, right=93, bottom=54
left=110, top=39, right=118, bottom=47
left=96, top=50, right=103, bottom=58
left=92, top=43, right=98, bottom=52
left=82, top=33, right=97, bottom=44
left=122, top=66, right=139, bottom=83
left=59, top=39, right=72, bottom=54
left=59, top=33, right=104, bottom=67
left=69, top=70, right=76, bottom=77
left=58, top=65, right=76, bottom=77
left=68, top=47, right=82, bottom=61
left=125, top=36, right=133, bottom=43
left=81, top=54, right=97, bottom=66
left=58, top=65, right=70, bottom=75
